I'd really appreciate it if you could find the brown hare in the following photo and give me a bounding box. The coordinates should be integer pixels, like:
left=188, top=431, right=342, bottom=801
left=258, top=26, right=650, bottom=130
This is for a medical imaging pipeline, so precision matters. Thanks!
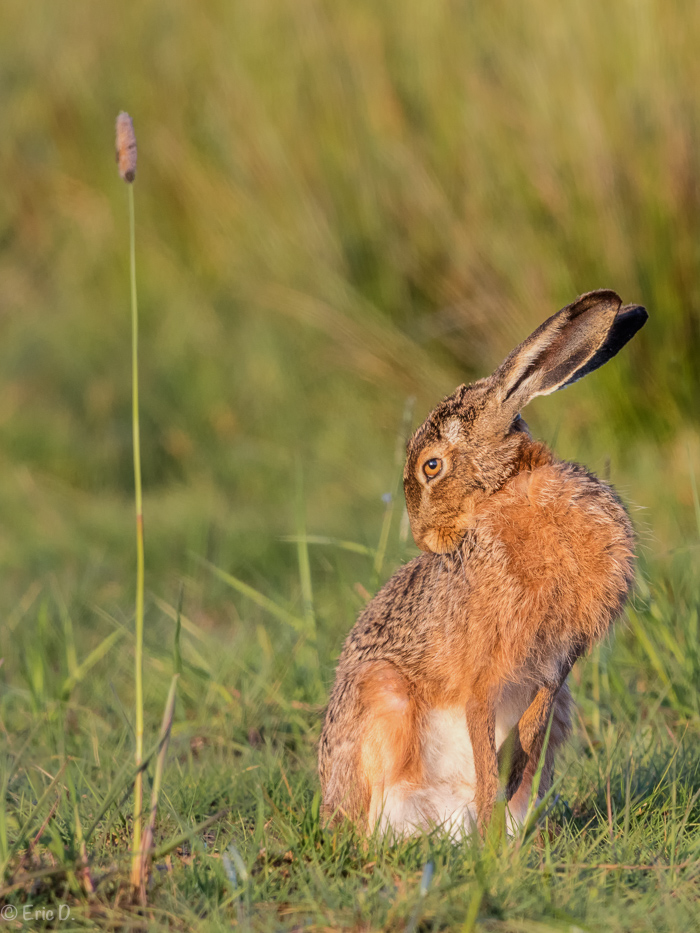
left=319, top=289, right=647, bottom=837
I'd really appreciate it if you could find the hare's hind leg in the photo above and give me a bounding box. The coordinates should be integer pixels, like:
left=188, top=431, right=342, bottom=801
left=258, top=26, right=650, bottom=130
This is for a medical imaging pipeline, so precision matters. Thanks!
left=356, top=661, right=424, bottom=834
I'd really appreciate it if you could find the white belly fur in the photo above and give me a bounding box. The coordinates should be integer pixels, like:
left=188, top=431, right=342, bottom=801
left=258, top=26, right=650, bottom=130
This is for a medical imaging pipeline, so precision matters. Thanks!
left=374, top=683, right=535, bottom=838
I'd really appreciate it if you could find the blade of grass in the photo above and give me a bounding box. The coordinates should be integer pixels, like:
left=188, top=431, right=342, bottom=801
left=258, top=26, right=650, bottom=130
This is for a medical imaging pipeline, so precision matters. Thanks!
left=151, top=808, right=229, bottom=861
left=1, top=760, right=67, bottom=877
left=52, top=580, right=78, bottom=680
left=295, top=460, right=315, bottom=638
left=6, top=581, right=43, bottom=635
left=626, top=608, right=680, bottom=708
left=61, top=628, right=125, bottom=700
left=197, top=556, right=307, bottom=633
left=139, top=673, right=179, bottom=897
left=173, top=584, right=184, bottom=676
left=515, top=713, right=556, bottom=846
left=154, top=596, right=213, bottom=642
left=82, top=734, right=165, bottom=848
left=65, top=770, right=95, bottom=894
left=687, top=445, right=700, bottom=539
left=460, top=879, right=485, bottom=933
left=281, top=535, right=375, bottom=557
left=373, top=396, right=415, bottom=578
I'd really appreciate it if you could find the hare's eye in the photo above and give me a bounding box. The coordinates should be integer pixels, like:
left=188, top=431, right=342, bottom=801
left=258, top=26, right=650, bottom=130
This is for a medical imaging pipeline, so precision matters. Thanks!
left=423, top=458, right=443, bottom=480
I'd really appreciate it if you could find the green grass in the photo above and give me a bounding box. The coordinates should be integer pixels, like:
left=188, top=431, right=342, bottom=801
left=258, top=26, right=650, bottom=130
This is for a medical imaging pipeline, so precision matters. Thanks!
left=2, top=537, right=700, bottom=930
left=2, top=0, right=700, bottom=928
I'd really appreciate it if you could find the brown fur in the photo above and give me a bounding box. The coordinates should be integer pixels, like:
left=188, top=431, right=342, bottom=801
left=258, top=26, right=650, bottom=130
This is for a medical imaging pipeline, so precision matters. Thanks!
left=319, top=290, right=647, bottom=835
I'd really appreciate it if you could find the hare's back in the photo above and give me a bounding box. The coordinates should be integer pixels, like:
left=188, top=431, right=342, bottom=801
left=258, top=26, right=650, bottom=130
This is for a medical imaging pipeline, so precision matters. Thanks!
left=338, top=553, right=455, bottom=669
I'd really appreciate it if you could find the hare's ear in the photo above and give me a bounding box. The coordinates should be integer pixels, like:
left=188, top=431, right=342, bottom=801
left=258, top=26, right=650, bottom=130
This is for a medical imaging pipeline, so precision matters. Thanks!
left=556, top=302, right=648, bottom=389
left=492, top=289, right=645, bottom=412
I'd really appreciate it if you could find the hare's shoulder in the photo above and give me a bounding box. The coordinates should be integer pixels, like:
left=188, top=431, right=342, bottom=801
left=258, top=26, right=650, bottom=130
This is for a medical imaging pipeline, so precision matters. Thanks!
left=486, top=459, right=633, bottom=540
left=476, top=459, right=635, bottom=642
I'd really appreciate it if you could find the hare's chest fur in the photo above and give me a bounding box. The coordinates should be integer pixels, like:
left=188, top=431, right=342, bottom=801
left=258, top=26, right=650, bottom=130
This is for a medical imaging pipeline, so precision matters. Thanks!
left=423, top=681, right=531, bottom=784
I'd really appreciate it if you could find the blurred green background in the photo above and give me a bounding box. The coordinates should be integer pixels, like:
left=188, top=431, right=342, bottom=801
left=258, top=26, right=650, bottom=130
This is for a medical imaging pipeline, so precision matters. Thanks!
left=1, top=0, right=699, bottom=664
left=3, top=2, right=700, bottom=925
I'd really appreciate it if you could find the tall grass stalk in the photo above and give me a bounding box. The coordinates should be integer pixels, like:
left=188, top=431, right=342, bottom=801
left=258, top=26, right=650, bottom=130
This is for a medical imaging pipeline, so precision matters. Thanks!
left=128, top=179, right=146, bottom=894
left=116, top=111, right=145, bottom=894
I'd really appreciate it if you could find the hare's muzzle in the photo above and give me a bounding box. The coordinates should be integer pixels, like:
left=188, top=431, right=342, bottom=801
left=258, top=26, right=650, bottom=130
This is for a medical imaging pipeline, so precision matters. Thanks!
left=410, top=519, right=471, bottom=555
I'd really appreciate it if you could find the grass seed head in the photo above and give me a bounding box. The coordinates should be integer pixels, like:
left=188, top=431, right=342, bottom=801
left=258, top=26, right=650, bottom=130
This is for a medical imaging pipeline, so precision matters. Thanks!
left=116, top=111, right=137, bottom=183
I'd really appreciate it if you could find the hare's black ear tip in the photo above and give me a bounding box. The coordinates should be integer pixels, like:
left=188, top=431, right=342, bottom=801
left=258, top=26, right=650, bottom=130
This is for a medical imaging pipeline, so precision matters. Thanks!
left=619, top=303, right=649, bottom=335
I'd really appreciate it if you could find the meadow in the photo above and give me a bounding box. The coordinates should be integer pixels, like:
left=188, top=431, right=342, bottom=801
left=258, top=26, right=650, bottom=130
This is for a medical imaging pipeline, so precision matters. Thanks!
left=1, top=0, right=700, bottom=929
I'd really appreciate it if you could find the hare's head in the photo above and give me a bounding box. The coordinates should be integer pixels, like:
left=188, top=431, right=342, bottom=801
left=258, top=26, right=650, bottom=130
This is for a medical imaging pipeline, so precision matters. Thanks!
left=404, top=290, right=647, bottom=553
